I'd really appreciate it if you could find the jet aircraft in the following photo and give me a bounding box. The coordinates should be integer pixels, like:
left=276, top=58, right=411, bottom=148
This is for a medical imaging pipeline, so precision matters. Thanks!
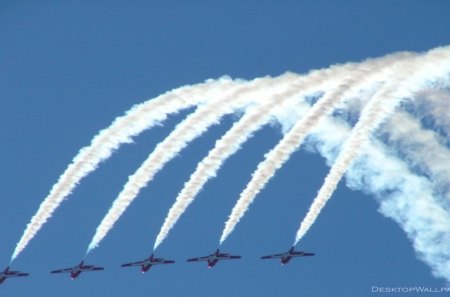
left=121, top=253, right=175, bottom=273
left=187, top=249, right=241, bottom=268
left=0, top=266, right=29, bottom=284
left=51, top=261, right=104, bottom=279
left=261, top=246, right=314, bottom=265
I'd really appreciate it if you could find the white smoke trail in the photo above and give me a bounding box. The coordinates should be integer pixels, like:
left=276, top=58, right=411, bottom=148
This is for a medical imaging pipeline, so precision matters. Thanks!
left=356, top=147, right=450, bottom=281
left=307, top=113, right=450, bottom=280
left=86, top=74, right=300, bottom=252
left=383, top=111, right=450, bottom=195
left=294, top=46, right=450, bottom=244
left=10, top=77, right=236, bottom=262
left=416, top=88, right=450, bottom=137
left=153, top=56, right=390, bottom=249
left=329, top=85, right=450, bottom=196
left=153, top=80, right=314, bottom=250
left=219, top=52, right=415, bottom=244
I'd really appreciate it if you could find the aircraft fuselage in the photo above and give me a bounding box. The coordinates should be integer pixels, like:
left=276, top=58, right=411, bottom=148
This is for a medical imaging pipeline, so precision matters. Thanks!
left=281, top=255, right=292, bottom=265
left=141, top=263, right=151, bottom=272
left=208, top=259, right=218, bottom=268
left=70, top=270, right=81, bottom=279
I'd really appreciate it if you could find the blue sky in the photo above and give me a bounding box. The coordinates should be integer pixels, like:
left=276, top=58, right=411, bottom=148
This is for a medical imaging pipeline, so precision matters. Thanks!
left=1, top=1, right=449, bottom=296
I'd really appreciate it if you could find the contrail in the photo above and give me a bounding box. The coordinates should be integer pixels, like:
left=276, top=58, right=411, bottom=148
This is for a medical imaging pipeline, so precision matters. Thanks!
left=86, top=74, right=300, bottom=253
left=153, top=78, right=315, bottom=250
left=11, top=45, right=449, bottom=280
left=417, top=88, right=450, bottom=137
left=383, top=111, right=450, bottom=194
left=294, top=46, right=450, bottom=245
left=330, top=82, right=450, bottom=194
left=219, top=51, right=415, bottom=244
left=360, top=145, right=450, bottom=281
left=308, top=111, right=450, bottom=281
left=10, top=77, right=236, bottom=262
left=153, top=57, right=386, bottom=250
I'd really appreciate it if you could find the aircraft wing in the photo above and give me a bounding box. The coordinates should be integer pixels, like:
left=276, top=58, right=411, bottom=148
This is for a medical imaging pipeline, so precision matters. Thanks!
left=227, top=255, right=241, bottom=260
left=261, top=253, right=284, bottom=259
left=121, top=261, right=145, bottom=267
left=51, top=268, right=73, bottom=274
left=91, top=267, right=104, bottom=271
left=7, top=272, right=29, bottom=277
left=293, top=251, right=314, bottom=256
left=187, top=256, right=209, bottom=262
left=82, top=265, right=94, bottom=269
left=162, top=260, right=175, bottom=264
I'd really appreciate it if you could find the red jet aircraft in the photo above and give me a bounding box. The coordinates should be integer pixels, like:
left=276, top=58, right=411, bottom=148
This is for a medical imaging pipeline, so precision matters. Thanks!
left=51, top=261, right=104, bottom=279
left=261, top=246, right=314, bottom=265
left=187, top=249, right=241, bottom=268
left=121, top=253, right=175, bottom=273
left=0, top=266, right=29, bottom=284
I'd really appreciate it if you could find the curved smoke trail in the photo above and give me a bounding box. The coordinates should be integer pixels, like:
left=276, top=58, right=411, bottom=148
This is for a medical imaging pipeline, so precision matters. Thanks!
left=219, top=51, right=416, bottom=244
left=304, top=103, right=450, bottom=280
left=11, top=77, right=236, bottom=262
left=294, top=46, right=450, bottom=245
left=153, top=77, right=311, bottom=250
left=86, top=74, right=300, bottom=252
left=417, top=88, right=450, bottom=137
left=383, top=111, right=450, bottom=194
left=12, top=45, right=450, bottom=281
left=152, top=55, right=384, bottom=250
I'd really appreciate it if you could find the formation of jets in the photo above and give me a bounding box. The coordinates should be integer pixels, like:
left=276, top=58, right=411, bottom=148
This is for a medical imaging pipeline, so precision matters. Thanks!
left=0, top=247, right=313, bottom=284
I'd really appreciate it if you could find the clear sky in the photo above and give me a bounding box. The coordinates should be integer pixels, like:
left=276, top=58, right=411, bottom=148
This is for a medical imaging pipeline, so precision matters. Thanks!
left=1, top=1, right=449, bottom=296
